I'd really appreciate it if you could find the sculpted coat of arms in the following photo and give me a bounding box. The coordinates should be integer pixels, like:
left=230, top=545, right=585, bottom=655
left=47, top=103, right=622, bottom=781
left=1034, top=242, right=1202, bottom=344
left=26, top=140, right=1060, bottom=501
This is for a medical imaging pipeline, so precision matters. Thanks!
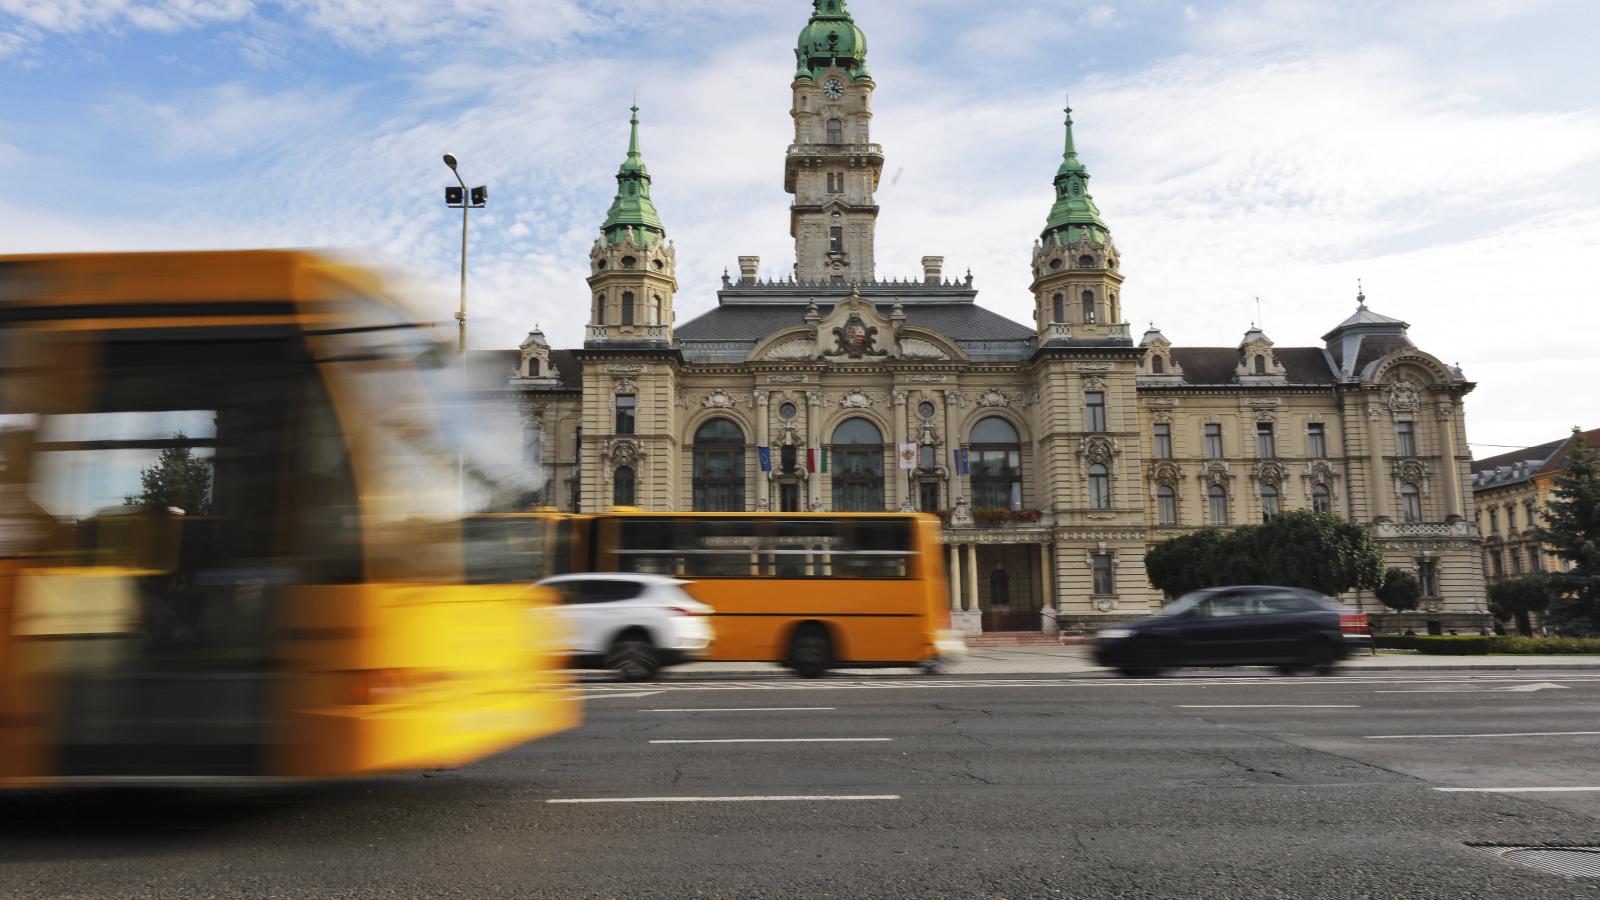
left=833, top=312, right=884, bottom=359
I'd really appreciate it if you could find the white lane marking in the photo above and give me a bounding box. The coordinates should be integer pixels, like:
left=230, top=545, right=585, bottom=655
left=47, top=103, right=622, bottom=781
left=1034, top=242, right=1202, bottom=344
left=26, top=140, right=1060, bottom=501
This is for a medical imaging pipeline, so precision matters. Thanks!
left=1179, top=704, right=1360, bottom=709
left=548, top=795, right=899, bottom=804
left=1377, top=682, right=1572, bottom=694
left=582, top=690, right=666, bottom=700
left=649, top=737, right=893, bottom=744
left=579, top=674, right=1600, bottom=693
left=1366, top=731, right=1600, bottom=740
left=644, top=707, right=836, bottom=713
left=1436, top=786, right=1600, bottom=793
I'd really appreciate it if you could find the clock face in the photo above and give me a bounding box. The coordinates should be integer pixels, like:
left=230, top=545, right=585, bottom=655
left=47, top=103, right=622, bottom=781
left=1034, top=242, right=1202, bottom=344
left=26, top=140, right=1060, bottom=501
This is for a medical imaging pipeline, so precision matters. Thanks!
left=823, top=78, right=845, bottom=100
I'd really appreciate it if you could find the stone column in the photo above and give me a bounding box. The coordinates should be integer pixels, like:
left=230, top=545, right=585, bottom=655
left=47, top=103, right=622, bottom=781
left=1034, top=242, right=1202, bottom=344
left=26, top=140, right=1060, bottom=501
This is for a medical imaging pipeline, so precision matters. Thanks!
left=944, top=389, right=963, bottom=507
left=755, top=392, right=770, bottom=512
left=807, top=391, right=824, bottom=510
left=892, top=389, right=910, bottom=511
left=948, top=543, right=963, bottom=612
left=1437, top=399, right=1462, bottom=519
left=1366, top=404, right=1390, bottom=520
left=965, top=543, right=980, bottom=630
left=1039, top=542, right=1059, bottom=636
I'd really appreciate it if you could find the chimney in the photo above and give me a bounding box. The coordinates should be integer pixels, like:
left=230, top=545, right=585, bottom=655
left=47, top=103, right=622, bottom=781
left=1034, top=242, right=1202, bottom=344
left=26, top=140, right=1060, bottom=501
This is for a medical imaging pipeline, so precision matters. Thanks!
left=921, top=256, right=944, bottom=285
left=738, top=256, right=760, bottom=285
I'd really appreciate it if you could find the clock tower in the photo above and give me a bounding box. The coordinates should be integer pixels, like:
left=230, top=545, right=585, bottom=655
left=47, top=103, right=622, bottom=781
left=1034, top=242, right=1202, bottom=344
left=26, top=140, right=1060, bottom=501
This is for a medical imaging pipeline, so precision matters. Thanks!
left=787, top=0, right=882, bottom=283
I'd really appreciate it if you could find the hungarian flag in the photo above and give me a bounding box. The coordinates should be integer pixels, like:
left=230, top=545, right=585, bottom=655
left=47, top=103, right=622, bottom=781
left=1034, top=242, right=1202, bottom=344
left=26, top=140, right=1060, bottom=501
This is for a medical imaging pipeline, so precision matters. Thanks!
left=808, top=448, right=829, bottom=473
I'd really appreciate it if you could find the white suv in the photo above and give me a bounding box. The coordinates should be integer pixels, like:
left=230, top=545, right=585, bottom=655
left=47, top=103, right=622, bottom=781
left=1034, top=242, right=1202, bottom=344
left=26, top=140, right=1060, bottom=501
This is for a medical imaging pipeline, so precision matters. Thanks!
left=539, top=574, right=714, bottom=681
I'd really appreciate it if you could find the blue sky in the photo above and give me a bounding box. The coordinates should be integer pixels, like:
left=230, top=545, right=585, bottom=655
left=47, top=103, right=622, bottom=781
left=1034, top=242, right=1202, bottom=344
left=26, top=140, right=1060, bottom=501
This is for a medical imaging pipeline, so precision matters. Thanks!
left=2, top=0, right=1599, bottom=452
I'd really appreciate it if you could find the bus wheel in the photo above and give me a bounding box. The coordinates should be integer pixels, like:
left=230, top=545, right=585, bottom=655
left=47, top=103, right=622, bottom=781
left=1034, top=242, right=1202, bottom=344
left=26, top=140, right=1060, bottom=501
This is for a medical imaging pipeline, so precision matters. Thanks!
left=788, top=625, right=832, bottom=679
left=607, top=633, right=659, bottom=682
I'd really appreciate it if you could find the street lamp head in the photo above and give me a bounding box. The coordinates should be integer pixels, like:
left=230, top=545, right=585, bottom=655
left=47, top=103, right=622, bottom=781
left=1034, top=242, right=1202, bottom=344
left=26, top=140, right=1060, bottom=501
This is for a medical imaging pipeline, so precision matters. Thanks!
left=442, top=154, right=458, bottom=170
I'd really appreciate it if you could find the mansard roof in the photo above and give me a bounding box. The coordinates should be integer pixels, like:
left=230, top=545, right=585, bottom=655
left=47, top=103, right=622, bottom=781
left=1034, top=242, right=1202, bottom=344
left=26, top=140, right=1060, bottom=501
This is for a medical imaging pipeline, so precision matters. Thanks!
left=1472, top=428, right=1600, bottom=491
left=676, top=301, right=1033, bottom=343
left=1166, top=347, right=1338, bottom=385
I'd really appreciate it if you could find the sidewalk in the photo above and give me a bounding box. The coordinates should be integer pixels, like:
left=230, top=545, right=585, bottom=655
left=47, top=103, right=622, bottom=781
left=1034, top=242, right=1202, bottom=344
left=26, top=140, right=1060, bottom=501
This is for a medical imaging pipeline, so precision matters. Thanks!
left=656, top=644, right=1600, bottom=678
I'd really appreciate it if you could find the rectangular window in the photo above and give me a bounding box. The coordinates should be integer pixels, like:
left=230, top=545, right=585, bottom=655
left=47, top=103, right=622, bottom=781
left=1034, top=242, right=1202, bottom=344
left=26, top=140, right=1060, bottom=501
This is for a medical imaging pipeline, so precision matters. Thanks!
left=1511, top=550, right=1523, bottom=575
left=615, top=395, right=636, bottom=435
left=829, top=226, right=844, bottom=254
left=621, top=293, right=634, bottom=326
left=1204, top=423, right=1223, bottom=459
left=1085, top=392, right=1106, bottom=432
left=1530, top=547, right=1543, bottom=572
left=1152, top=423, right=1172, bottom=459
left=1256, top=422, right=1275, bottom=458
left=1489, top=508, right=1499, bottom=534
left=1156, top=487, right=1177, bottom=525
left=1491, top=551, right=1504, bottom=577
left=1507, top=505, right=1518, bottom=532
left=1092, top=553, right=1114, bottom=595
left=1396, top=421, right=1416, bottom=457
left=1416, top=559, right=1439, bottom=597
left=1306, top=423, right=1326, bottom=458
left=919, top=480, right=940, bottom=514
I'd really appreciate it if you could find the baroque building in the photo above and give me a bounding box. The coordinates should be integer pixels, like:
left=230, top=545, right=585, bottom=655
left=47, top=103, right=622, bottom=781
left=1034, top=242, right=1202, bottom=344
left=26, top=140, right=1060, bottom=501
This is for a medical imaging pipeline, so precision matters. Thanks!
left=506, top=0, right=1489, bottom=634
left=1472, top=428, right=1600, bottom=584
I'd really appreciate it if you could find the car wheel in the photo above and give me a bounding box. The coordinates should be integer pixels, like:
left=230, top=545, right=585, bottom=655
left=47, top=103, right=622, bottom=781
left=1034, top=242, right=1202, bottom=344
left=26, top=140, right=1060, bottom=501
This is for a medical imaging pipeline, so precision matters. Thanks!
left=788, top=624, right=832, bottom=679
left=606, top=633, right=659, bottom=682
left=1300, top=639, right=1340, bottom=676
left=1275, top=664, right=1300, bottom=677
left=1128, top=637, right=1169, bottom=678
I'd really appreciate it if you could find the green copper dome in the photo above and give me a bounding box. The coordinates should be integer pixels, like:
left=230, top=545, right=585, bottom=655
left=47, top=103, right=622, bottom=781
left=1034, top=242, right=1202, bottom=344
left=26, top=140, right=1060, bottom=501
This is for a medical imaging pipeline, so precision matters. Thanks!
left=600, top=105, right=665, bottom=245
left=1041, top=104, right=1109, bottom=245
left=795, top=0, right=870, bottom=82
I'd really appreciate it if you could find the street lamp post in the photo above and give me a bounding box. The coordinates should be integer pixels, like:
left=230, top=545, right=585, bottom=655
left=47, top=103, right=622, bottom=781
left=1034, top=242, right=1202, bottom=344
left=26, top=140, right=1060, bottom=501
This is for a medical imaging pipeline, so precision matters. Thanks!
left=442, top=154, right=487, bottom=355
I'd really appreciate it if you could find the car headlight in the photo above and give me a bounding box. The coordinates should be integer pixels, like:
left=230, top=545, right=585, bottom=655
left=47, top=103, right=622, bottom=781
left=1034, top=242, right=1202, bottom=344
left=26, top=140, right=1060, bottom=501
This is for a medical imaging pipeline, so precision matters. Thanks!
left=1096, top=628, right=1135, bottom=640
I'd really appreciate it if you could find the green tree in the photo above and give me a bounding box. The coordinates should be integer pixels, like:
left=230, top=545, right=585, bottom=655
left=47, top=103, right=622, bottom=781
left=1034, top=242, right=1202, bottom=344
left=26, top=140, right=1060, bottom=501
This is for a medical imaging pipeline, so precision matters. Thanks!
left=1532, top=427, right=1600, bottom=634
left=1375, top=567, right=1422, bottom=612
left=1145, top=510, right=1386, bottom=601
left=1144, top=528, right=1226, bottom=598
left=124, top=434, right=211, bottom=515
left=1488, top=574, right=1558, bottom=637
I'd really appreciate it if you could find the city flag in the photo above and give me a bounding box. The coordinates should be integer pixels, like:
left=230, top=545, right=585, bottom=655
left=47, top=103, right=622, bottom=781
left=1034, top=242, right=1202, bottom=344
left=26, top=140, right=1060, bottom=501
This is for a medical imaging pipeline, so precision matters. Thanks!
left=898, top=442, right=918, bottom=470
left=758, top=446, right=772, bottom=472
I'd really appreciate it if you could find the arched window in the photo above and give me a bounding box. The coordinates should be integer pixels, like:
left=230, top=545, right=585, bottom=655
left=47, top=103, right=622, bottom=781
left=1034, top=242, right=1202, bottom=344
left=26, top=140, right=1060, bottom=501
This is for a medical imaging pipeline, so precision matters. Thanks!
left=826, top=118, right=843, bottom=144
left=621, top=291, right=635, bottom=326
left=971, top=417, right=1022, bottom=511
left=831, top=417, right=884, bottom=511
left=1260, top=483, right=1280, bottom=521
left=1208, top=484, right=1228, bottom=525
left=1088, top=463, right=1111, bottom=510
left=1052, top=293, right=1065, bottom=324
left=1151, top=355, right=1165, bottom=374
left=649, top=295, right=662, bottom=326
left=693, top=418, right=745, bottom=512
left=1400, top=482, right=1422, bottom=523
left=594, top=294, right=605, bottom=324
left=1312, top=483, right=1331, bottom=513
left=613, top=466, right=635, bottom=507
left=1081, top=290, right=1096, bottom=324
left=1254, top=354, right=1266, bottom=375
left=1157, top=484, right=1177, bottom=525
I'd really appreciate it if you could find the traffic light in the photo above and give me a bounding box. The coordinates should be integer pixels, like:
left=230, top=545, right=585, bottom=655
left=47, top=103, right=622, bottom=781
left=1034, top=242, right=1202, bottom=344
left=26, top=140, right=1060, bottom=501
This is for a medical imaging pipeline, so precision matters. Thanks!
left=444, top=186, right=464, bottom=206
left=470, top=186, right=487, bottom=207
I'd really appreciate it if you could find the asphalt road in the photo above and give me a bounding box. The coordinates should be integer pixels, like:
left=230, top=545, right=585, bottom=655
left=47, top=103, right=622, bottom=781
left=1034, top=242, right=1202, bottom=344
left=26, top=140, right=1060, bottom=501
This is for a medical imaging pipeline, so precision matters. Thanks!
left=6, top=670, right=1600, bottom=898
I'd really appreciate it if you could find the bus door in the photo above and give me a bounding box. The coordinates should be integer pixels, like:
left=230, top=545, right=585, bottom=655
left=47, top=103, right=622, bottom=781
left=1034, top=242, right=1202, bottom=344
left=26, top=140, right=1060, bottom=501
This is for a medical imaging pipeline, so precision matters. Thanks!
left=18, top=334, right=337, bottom=777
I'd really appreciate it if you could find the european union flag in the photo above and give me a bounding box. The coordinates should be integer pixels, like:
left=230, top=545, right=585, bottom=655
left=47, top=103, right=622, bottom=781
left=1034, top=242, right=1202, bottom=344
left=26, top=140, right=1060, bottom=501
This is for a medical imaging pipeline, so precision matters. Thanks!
left=758, top=446, right=772, bottom=472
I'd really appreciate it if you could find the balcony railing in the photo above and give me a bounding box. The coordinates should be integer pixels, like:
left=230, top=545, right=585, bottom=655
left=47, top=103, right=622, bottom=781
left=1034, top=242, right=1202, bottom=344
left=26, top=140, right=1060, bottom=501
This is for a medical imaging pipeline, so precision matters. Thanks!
left=585, top=325, right=671, bottom=343
left=1043, top=323, right=1073, bottom=342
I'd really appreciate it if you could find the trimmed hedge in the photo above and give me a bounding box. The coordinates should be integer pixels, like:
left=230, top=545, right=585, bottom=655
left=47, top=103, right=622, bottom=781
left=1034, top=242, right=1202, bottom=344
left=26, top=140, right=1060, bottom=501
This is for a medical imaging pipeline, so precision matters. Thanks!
left=1374, top=635, right=1600, bottom=655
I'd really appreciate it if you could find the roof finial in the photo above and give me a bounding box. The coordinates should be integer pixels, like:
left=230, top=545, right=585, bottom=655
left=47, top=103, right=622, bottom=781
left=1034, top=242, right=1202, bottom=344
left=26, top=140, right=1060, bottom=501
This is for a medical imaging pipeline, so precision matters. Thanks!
left=1356, top=278, right=1366, bottom=307
left=1062, top=92, right=1078, bottom=161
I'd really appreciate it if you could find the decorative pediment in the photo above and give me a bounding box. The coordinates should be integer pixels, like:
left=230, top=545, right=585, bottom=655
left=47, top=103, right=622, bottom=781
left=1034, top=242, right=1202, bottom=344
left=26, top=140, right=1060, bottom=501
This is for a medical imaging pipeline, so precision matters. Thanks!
left=1253, top=461, right=1287, bottom=486
left=743, top=285, right=966, bottom=364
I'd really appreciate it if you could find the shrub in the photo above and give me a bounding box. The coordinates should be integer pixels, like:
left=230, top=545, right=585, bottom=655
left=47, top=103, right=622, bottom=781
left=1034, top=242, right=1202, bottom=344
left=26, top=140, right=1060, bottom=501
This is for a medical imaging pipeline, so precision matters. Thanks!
left=1373, top=635, right=1600, bottom=655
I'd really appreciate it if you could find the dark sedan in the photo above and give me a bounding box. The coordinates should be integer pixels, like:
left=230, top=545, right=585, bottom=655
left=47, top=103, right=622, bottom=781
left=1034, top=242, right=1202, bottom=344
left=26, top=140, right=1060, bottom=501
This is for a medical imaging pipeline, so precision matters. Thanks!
left=1092, top=586, right=1364, bottom=677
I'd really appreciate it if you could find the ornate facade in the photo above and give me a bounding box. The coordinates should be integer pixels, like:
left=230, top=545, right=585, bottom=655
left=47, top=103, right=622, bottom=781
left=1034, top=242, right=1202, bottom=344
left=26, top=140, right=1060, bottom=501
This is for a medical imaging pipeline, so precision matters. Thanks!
left=1472, top=428, right=1600, bottom=584
left=506, top=0, right=1489, bottom=633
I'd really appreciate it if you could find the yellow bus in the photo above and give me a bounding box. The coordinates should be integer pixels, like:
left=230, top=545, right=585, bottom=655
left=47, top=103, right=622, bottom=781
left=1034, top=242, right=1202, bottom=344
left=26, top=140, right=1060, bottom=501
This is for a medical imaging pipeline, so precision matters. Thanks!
left=569, top=512, right=960, bottom=677
left=0, top=250, right=578, bottom=786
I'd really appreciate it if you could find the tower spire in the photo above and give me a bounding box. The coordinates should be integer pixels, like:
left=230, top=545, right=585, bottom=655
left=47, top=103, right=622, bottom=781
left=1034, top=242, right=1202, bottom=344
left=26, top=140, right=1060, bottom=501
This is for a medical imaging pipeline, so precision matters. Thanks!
left=600, top=103, right=665, bottom=244
left=1040, top=102, right=1107, bottom=245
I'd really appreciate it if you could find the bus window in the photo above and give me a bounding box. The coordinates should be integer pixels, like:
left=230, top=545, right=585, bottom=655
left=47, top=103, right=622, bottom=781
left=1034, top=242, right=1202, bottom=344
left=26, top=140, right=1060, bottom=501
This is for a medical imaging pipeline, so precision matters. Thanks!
left=838, top=519, right=911, bottom=579
left=463, top=516, right=547, bottom=585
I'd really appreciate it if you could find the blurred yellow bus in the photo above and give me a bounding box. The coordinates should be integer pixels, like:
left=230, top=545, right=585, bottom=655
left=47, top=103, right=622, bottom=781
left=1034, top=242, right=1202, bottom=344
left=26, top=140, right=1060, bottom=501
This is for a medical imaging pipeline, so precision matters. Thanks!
left=0, top=250, right=578, bottom=786
left=568, top=512, right=960, bottom=677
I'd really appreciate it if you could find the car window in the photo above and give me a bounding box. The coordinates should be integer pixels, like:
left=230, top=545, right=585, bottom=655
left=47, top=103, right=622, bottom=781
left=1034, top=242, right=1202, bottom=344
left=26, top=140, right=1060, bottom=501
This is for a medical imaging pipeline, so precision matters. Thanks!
left=575, top=580, right=646, bottom=604
left=1256, top=591, right=1315, bottom=614
left=1199, top=593, right=1252, bottom=618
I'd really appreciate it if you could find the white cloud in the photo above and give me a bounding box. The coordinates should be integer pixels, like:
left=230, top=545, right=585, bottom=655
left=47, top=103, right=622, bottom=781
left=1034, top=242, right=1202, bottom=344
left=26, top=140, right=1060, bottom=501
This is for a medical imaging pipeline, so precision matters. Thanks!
left=0, top=0, right=252, bottom=33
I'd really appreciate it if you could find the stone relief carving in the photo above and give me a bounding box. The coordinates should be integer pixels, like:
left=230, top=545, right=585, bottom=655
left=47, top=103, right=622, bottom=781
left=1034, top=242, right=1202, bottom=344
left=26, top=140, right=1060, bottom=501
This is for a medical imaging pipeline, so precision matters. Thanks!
left=1254, top=461, right=1286, bottom=486
left=762, top=338, right=813, bottom=361
left=1246, top=397, right=1282, bottom=408
left=767, top=375, right=808, bottom=384
left=1144, top=397, right=1179, bottom=409
left=1388, top=377, right=1421, bottom=412
left=839, top=390, right=875, bottom=409
left=1152, top=409, right=1172, bottom=424
left=974, top=389, right=1012, bottom=408
left=906, top=374, right=948, bottom=384
left=1082, top=376, right=1106, bottom=391
left=606, top=364, right=646, bottom=375
left=613, top=378, right=636, bottom=395
left=1150, top=461, right=1183, bottom=488
left=604, top=439, right=642, bottom=466
left=703, top=389, right=743, bottom=409
left=1396, top=459, right=1428, bottom=486
left=898, top=338, right=949, bottom=360
left=1073, top=363, right=1113, bottom=372
left=1200, top=462, right=1232, bottom=487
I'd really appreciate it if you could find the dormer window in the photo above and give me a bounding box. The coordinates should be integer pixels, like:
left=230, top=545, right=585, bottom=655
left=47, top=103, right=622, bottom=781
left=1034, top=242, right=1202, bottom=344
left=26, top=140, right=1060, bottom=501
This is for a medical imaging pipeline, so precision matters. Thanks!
left=1151, top=355, right=1164, bottom=374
